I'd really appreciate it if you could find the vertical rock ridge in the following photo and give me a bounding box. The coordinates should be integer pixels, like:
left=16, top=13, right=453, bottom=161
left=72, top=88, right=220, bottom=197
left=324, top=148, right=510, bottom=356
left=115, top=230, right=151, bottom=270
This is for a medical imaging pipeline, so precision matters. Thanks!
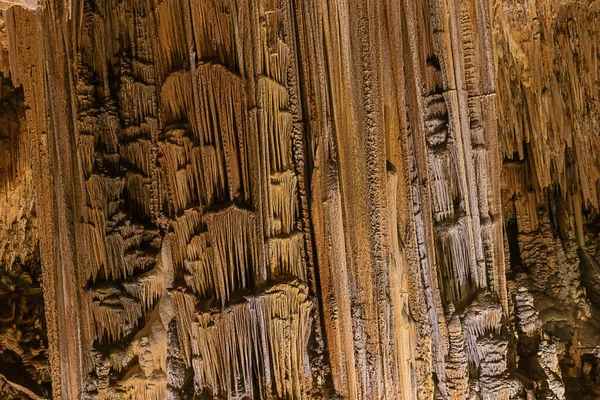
left=0, top=0, right=599, bottom=398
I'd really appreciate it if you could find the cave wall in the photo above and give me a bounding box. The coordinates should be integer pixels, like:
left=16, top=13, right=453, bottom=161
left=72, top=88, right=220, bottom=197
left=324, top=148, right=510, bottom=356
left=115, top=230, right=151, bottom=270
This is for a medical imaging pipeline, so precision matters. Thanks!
left=0, top=0, right=598, bottom=399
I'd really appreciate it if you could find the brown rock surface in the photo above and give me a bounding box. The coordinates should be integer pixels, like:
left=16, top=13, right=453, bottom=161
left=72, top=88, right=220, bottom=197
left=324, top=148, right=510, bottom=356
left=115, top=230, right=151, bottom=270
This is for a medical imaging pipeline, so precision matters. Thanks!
left=0, top=0, right=598, bottom=398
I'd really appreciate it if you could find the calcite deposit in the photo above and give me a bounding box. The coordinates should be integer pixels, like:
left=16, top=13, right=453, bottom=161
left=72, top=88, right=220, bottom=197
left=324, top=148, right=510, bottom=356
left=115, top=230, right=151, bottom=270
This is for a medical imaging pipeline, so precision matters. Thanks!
left=0, top=0, right=598, bottom=398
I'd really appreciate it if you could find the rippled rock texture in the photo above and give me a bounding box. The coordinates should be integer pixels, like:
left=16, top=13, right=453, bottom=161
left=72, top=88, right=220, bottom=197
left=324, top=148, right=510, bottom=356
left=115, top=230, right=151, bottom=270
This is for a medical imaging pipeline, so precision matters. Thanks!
left=0, top=0, right=598, bottom=398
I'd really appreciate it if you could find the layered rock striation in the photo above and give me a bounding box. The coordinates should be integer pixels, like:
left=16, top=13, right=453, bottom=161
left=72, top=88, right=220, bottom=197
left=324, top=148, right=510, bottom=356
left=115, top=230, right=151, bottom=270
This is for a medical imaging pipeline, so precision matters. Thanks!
left=0, top=0, right=598, bottom=398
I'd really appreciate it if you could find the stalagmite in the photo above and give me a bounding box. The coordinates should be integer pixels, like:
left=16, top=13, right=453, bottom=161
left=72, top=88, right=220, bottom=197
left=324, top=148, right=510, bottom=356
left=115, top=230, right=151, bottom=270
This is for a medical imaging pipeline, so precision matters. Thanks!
left=0, top=0, right=600, bottom=398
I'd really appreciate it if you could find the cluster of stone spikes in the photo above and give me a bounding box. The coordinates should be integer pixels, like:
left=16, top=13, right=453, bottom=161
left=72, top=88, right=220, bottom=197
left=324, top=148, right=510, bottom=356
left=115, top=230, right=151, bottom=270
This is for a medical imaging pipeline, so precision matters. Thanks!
left=0, top=0, right=599, bottom=399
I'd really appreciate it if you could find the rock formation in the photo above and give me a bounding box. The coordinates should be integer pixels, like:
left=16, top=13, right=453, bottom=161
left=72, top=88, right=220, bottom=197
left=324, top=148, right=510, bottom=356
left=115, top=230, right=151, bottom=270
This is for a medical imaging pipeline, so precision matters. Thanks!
left=0, top=0, right=598, bottom=398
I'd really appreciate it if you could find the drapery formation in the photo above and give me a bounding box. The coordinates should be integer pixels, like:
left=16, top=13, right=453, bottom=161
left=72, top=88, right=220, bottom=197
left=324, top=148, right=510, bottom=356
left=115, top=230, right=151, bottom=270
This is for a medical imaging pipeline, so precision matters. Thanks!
left=0, top=0, right=599, bottom=398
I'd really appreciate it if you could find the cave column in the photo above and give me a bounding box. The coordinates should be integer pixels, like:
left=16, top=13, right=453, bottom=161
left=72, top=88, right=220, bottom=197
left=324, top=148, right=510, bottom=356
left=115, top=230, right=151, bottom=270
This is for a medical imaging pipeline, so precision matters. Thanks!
left=6, top=3, right=88, bottom=399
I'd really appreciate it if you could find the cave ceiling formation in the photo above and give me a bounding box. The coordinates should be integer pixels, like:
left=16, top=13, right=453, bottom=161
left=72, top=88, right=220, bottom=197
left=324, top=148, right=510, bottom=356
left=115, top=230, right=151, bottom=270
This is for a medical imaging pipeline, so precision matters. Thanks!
left=0, top=0, right=599, bottom=398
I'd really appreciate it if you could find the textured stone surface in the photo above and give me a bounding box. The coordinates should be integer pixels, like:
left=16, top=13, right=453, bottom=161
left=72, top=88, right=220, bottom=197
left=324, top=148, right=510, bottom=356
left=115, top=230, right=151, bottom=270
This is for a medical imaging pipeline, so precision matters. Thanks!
left=0, top=0, right=598, bottom=399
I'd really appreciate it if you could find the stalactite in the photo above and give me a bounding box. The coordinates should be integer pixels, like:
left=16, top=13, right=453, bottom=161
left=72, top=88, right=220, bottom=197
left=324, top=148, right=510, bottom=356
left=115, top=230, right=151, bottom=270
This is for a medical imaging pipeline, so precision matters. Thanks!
left=446, top=307, right=469, bottom=399
left=205, top=205, right=261, bottom=304
left=173, top=282, right=313, bottom=399
left=267, top=232, right=305, bottom=280
left=2, top=0, right=600, bottom=398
